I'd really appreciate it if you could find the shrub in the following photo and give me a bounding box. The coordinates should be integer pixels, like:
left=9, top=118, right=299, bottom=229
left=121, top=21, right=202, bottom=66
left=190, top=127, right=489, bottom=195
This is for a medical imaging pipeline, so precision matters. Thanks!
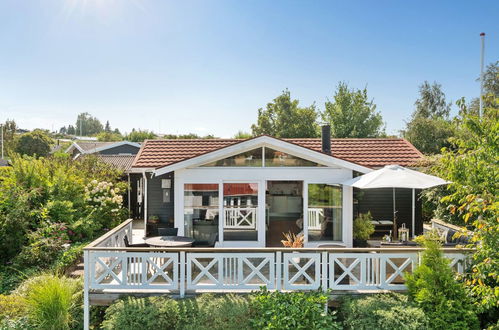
left=0, top=317, right=33, bottom=330
left=52, top=242, right=86, bottom=274
left=0, top=294, right=26, bottom=322
left=14, top=223, right=70, bottom=268
left=249, top=289, right=341, bottom=329
left=0, top=190, right=31, bottom=261
left=338, top=293, right=428, bottom=330
left=405, top=231, right=479, bottom=329
left=183, top=294, right=251, bottom=330
left=353, top=212, right=375, bottom=241
left=102, top=296, right=179, bottom=330
left=22, top=274, right=82, bottom=330
left=0, top=266, right=38, bottom=295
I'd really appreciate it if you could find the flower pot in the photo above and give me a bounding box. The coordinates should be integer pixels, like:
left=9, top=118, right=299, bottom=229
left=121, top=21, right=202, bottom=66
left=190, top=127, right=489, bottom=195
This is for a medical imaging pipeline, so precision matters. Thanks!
left=353, top=239, right=368, bottom=248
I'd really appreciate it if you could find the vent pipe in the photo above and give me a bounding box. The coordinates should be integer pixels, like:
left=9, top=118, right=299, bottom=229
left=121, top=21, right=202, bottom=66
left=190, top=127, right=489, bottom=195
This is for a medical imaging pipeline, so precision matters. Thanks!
left=321, top=125, right=331, bottom=155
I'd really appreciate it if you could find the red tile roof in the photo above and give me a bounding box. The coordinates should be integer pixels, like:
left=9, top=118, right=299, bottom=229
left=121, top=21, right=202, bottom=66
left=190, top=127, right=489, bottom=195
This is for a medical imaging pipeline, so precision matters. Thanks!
left=132, top=137, right=423, bottom=169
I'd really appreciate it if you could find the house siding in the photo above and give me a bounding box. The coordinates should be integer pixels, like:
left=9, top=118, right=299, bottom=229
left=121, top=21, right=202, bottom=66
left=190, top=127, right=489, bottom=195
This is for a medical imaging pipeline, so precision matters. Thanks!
left=98, top=144, right=140, bottom=155
left=147, top=172, right=175, bottom=223
left=354, top=188, right=423, bottom=236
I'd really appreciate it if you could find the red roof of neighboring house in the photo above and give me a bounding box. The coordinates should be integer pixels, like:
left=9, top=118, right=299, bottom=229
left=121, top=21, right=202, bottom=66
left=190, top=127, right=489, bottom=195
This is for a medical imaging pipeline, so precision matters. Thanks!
left=132, top=137, right=423, bottom=169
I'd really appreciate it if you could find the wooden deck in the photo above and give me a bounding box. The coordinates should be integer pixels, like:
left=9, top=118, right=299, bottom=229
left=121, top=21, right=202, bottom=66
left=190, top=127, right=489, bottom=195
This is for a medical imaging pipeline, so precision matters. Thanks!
left=82, top=219, right=472, bottom=329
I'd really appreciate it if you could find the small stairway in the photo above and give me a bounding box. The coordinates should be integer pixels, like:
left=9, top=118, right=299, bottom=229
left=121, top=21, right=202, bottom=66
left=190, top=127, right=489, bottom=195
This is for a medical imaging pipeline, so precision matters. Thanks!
left=68, top=260, right=85, bottom=278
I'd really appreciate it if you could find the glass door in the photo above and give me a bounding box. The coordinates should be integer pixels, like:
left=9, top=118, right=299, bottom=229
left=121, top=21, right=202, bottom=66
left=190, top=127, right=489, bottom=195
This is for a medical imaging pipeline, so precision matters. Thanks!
left=222, top=183, right=259, bottom=241
left=265, top=181, right=303, bottom=247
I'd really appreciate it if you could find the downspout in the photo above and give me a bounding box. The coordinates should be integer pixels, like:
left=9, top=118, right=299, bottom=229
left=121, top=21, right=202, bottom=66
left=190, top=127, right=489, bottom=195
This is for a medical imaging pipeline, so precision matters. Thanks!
left=127, top=173, right=131, bottom=217
left=142, top=171, right=148, bottom=231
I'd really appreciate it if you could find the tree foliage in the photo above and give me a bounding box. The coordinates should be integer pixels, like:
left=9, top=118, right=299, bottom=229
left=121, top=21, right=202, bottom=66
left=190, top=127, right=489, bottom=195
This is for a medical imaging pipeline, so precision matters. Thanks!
left=321, top=82, right=385, bottom=138
left=425, top=101, right=498, bottom=316
left=251, top=89, right=319, bottom=138
left=96, top=131, right=123, bottom=142
left=403, top=81, right=454, bottom=154
left=1, top=120, right=17, bottom=154
left=402, top=116, right=455, bottom=154
left=233, top=130, right=252, bottom=139
left=406, top=231, right=479, bottom=330
left=413, top=81, right=451, bottom=118
left=124, top=129, right=157, bottom=142
left=75, top=112, right=103, bottom=136
left=0, top=154, right=127, bottom=263
left=14, top=130, right=52, bottom=157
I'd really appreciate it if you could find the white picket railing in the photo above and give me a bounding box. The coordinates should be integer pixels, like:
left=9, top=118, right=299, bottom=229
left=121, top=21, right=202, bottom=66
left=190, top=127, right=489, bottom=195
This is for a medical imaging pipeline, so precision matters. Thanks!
left=83, top=219, right=471, bottom=330
left=224, top=207, right=258, bottom=229
left=307, top=208, right=323, bottom=230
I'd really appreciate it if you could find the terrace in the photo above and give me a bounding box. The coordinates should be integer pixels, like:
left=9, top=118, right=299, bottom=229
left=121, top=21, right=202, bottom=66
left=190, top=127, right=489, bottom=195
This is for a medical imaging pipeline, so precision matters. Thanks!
left=83, top=218, right=470, bottom=329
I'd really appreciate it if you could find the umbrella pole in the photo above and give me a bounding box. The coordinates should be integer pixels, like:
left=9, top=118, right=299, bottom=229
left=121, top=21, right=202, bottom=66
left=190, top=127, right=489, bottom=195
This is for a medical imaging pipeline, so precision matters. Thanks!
left=393, top=187, right=397, bottom=240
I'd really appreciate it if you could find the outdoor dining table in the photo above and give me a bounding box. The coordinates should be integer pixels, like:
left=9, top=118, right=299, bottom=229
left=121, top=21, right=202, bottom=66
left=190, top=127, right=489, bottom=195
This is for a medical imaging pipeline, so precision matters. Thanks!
left=144, top=236, right=195, bottom=247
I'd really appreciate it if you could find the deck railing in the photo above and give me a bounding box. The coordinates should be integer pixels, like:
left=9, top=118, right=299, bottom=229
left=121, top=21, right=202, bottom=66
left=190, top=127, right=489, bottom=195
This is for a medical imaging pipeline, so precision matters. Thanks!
left=307, top=208, right=323, bottom=230
left=223, top=207, right=258, bottom=229
left=83, top=219, right=471, bottom=329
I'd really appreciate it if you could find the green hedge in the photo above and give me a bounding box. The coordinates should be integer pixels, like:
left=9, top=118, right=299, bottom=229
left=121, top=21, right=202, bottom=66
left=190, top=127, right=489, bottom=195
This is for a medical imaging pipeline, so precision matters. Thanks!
left=102, top=291, right=340, bottom=330
left=249, top=289, right=340, bottom=329
left=338, top=293, right=428, bottom=330
left=102, top=294, right=251, bottom=330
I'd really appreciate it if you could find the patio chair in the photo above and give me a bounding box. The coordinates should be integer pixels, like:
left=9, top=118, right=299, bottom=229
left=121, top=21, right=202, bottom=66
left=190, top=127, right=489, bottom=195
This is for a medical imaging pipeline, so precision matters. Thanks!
left=123, top=235, right=149, bottom=247
left=158, top=228, right=178, bottom=236
left=193, top=233, right=218, bottom=247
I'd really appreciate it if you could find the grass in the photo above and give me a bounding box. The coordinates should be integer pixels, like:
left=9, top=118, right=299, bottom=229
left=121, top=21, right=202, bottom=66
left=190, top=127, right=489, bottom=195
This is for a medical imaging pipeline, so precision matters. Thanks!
left=23, top=275, right=81, bottom=330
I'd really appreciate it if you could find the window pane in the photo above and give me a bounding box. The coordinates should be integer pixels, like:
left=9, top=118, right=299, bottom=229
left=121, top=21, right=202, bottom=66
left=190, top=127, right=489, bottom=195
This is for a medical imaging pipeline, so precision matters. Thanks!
left=223, top=183, right=258, bottom=241
left=184, top=184, right=219, bottom=246
left=264, top=148, right=324, bottom=167
left=307, top=184, right=342, bottom=241
left=202, top=148, right=262, bottom=167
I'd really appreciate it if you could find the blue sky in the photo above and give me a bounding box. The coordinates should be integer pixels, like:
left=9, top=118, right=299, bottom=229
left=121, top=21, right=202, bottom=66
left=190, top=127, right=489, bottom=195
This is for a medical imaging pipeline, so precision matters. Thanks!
left=0, top=0, right=498, bottom=137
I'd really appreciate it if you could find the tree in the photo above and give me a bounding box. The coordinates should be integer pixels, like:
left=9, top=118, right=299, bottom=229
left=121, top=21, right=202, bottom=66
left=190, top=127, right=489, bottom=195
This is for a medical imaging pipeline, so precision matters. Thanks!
left=402, top=81, right=454, bottom=154
left=1, top=119, right=17, bottom=154
left=96, top=131, right=123, bottom=142
left=75, top=112, right=103, bottom=136
left=406, top=231, right=479, bottom=329
left=425, top=101, right=498, bottom=318
left=251, top=90, right=319, bottom=138
left=403, top=116, right=455, bottom=154
left=321, top=82, right=385, bottom=138
left=105, top=121, right=111, bottom=133
left=468, top=61, right=499, bottom=115
left=67, top=125, right=76, bottom=135
left=14, top=130, right=52, bottom=157
left=124, top=129, right=156, bottom=142
left=413, top=81, right=451, bottom=118
left=233, top=131, right=252, bottom=139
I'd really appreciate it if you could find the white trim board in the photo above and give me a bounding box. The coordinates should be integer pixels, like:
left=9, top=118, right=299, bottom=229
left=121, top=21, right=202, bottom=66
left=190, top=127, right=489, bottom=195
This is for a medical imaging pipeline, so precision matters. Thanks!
left=155, top=136, right=372, bottom=176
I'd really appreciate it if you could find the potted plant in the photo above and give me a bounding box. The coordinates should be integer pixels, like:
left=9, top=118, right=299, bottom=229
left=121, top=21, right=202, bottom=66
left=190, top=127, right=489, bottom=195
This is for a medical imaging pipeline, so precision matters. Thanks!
left=281, top=232, right=304, bottom=264
left=353, top=212, right=375, bottom=247
left=148, top=215, right=159, bottom=224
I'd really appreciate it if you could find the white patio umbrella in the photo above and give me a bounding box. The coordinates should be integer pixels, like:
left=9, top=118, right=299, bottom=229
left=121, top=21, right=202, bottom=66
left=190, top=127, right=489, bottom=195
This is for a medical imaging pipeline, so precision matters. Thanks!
left=342, top=165, right=449, bottom=238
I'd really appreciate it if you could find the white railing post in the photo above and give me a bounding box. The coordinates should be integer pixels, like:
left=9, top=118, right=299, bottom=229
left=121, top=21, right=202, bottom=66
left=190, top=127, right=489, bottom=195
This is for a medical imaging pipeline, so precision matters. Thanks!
left=180, top=251, right=185, bottom=298
left=321, top=251, right=328, bottom=292
left=83, top=250, right=90, bottom=330
left=276, top=251, right=282, bottom=291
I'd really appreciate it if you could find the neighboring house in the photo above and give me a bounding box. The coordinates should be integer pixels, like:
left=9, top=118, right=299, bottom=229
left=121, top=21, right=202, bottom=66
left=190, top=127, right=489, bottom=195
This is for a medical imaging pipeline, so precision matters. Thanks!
left=65, top=141, right=141, bottom=160
left=0, top=158, right=9, bottom=167
left=129, top=129, right=424, bottom=248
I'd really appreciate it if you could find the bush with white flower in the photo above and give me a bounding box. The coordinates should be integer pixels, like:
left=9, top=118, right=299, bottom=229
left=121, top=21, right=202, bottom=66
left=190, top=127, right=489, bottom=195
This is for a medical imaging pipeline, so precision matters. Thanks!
left=68, top=180, right=128, bottom=239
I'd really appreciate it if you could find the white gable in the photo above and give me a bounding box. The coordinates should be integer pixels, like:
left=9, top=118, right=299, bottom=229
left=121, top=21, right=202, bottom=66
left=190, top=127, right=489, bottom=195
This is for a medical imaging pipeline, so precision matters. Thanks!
left=154, top=136, right=371, bottom=176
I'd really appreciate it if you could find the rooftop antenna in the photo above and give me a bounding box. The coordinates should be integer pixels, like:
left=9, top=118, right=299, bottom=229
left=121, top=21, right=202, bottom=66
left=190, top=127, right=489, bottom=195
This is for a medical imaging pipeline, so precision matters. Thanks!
left=479, top=32, right=485, bottom=117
